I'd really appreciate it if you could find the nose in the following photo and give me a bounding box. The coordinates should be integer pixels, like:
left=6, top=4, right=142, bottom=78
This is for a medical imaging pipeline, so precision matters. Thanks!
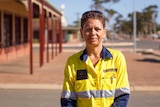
left=90, top=28, right=96, bottom=35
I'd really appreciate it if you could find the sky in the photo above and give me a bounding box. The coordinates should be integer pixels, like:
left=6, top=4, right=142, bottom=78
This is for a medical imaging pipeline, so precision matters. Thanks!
left=48, top=0, right=160, bottom=25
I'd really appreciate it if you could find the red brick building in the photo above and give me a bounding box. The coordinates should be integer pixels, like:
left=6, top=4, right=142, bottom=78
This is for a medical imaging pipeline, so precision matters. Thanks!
left=0, top=0, right=62, bottom=74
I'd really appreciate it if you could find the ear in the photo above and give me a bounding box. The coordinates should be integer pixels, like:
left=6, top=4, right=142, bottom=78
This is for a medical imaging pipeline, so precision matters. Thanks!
left=103, top=28, right=107, bottom=38
left=80, top=28, right=83, bottom=38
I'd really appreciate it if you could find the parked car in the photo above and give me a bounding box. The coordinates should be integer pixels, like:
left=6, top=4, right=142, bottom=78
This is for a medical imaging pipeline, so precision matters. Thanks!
left=151, top=34, right=159, bottom=39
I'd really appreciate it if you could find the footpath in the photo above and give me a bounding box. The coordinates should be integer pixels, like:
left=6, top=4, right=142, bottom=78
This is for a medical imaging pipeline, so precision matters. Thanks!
left=0, top=42, right=160, bottom=91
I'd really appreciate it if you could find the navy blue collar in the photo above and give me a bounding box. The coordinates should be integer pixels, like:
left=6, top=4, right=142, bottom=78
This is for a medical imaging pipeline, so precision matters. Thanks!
left=80, top=46, right=113, bottom=61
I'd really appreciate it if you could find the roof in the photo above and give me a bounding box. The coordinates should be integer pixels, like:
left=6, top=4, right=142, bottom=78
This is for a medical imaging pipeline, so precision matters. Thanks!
left=62, top=26, right=80, bottom=30
left=18, top=0, right=61, bottom=16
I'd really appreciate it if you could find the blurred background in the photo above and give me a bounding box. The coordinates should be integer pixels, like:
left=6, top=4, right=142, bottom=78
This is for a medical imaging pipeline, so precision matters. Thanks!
left=0, top=0, right=160, bottom=107
left=48, top=0, right=160, bottom=42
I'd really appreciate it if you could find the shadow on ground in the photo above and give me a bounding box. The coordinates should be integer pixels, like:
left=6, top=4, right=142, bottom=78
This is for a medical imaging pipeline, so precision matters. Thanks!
left=136, top=58, right=160, bottom=63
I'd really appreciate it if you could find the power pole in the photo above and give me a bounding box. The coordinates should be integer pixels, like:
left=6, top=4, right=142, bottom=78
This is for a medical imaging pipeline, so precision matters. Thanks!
left=133, top=0, right=137, bottom=53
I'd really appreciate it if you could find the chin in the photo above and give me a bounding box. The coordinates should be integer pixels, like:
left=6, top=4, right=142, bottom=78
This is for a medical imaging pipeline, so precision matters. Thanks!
left=88, top=42, right=99, bottom=46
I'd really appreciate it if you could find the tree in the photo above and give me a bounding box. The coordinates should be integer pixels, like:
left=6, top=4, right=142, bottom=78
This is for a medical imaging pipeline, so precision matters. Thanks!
left=114, top=14, right=123, bottom=33
left=88, top=1, right=159, bottom=39
left=114, top=5, right=158, bottom=39
left=91, top=0, right=120, bottom=30
left=143, top=5, right=158, bottom=34
left=91, top=0, right=120, bottom=10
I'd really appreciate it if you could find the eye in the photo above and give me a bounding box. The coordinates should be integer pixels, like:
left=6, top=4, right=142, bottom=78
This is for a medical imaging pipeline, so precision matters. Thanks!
left=95, top=27, right=101, bottom=31
left=84, top=28, right=91, bottom=32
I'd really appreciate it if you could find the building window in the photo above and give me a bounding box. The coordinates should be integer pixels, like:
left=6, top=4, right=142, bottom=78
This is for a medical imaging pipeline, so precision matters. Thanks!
left=4, top=13, right=12, bottom=47
left=23, top=18, right=28, bottom=43
left=15, top=16, right=21, bottom=45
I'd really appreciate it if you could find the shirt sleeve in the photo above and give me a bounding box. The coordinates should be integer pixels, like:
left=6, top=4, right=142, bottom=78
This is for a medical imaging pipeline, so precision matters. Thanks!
left=113, top=52, right=130, bottom=107
left=61, top=59, right=77, bottom=107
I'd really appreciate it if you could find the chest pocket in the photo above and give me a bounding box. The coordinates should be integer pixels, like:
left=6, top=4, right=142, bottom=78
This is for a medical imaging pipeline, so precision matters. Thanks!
left=75, top=69, right=89, bottom=91
left=102, top=68, right=117, bottom=90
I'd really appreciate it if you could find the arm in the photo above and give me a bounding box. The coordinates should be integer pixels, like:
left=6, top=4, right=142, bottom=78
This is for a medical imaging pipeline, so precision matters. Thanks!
left=61, top=98, right=77, bottom=107
left=112, top=94, right=130, bottom=107
left=61, top=59, right=77, bottom=107
left=113, top=52, right=130, bottom=107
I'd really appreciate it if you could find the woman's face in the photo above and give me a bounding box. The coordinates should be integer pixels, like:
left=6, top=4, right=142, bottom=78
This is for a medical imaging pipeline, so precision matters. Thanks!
left=80, top=18, right=106, bottom=47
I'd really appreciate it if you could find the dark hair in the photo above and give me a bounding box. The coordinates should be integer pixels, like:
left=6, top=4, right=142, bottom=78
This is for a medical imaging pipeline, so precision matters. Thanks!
left=81, top=10, right=105, bottom=28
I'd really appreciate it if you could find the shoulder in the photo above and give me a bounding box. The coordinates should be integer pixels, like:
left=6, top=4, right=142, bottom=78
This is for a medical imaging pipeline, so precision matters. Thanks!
left=106, top=48, right=126, bottom=62
left=67, top=50, right=83, bottom=61
left=107, top=48, right=127, bottom=67
left=107, top=48, right=124, bottom=56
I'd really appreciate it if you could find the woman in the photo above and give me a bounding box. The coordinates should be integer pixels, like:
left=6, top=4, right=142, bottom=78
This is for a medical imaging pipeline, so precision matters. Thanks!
left=61, top=10, right=130, bottom=107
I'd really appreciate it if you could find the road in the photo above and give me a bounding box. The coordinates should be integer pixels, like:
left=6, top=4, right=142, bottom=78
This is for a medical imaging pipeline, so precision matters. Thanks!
left=61, top=39, right=160, bottom=50
left=136, top=39, right=160, bottom=50
left=107, top=39, right=160, bottom=50
left=0, top=89, right=160, bottom=107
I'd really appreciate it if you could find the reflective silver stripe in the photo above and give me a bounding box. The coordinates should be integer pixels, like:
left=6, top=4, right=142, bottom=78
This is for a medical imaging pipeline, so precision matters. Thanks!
left=61, top=87, right=130, bottom=99
left=77, top=90, right=115, bottom=98
left=115, top=87, right=130, bottom=97
left=61, top=90, right=77, bottom=100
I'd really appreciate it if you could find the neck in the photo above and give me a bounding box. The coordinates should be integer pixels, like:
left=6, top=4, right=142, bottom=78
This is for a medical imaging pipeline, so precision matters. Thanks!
left=86, top=45, right=103, bottom=67
left=86, top=45, right=102, bottom=58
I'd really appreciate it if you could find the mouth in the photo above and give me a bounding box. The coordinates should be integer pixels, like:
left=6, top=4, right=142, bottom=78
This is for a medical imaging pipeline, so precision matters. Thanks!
left=89, top=38, right=98, bottom=42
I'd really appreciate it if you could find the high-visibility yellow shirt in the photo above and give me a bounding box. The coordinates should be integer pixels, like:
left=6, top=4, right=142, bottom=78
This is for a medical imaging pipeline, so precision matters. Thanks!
left=61, top=47, right=130, bottom=107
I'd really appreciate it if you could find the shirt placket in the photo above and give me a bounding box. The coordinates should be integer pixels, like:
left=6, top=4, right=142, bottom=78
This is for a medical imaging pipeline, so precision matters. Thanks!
left=86, top=58, right=104, bottom=106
